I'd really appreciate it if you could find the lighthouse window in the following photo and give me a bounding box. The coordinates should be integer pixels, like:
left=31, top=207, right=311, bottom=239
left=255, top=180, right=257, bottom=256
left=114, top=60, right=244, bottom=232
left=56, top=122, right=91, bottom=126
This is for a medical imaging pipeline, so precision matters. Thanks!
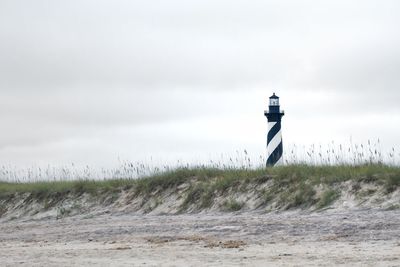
left=270, top=99, right=279, bottom=106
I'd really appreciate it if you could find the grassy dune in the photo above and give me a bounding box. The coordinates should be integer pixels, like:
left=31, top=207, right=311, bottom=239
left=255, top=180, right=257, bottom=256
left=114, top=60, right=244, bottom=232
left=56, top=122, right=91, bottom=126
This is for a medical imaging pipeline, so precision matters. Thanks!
left=0, top=164, right=399, bottom=218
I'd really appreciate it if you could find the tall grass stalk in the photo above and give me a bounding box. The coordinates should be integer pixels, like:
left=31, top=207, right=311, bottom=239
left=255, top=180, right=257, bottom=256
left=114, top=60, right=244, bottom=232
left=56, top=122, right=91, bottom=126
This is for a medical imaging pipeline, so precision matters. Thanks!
left=0, top=139, right=398, bottom=183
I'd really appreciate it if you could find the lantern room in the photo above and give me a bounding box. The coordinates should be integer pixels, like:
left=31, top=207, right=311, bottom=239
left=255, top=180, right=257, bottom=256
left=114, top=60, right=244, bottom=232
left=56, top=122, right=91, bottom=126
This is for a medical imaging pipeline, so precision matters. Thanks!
left=269, top=93, right=279, bottom=106
left=267, top=92, right=283, bottom=115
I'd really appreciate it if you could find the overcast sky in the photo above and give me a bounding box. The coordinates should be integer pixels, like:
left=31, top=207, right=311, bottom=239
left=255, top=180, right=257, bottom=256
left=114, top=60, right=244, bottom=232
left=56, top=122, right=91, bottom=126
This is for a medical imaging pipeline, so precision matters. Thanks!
left=0, top=0, right=399, bottom=168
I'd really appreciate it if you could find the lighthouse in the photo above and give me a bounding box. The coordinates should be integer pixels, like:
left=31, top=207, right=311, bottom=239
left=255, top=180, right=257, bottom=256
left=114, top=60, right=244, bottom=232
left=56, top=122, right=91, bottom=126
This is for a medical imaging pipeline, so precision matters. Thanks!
left=264, top=93, right=285, bottom=166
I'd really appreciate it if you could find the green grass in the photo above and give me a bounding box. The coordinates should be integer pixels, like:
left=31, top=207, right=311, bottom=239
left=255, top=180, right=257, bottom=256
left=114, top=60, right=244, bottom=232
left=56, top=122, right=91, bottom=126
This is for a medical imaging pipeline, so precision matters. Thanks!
left=316, top=189, right=341, bottom=209
left=0, top=164, right=399, bottom=211
left=222, top=199, right=244, bottom=211
left=180, top=183, right=211, bottom=211
left=284, top=182, right=317, bottom=209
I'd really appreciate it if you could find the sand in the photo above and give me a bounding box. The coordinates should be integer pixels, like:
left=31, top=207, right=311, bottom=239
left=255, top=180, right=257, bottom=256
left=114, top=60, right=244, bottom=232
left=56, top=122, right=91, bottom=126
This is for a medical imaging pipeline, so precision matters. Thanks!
left=0, top=210, right=399, bottom=266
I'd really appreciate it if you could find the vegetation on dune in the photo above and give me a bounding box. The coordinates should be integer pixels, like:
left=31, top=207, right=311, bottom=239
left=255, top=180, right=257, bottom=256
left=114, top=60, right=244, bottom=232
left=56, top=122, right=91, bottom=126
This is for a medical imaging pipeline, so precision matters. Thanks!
left=316, top=189, right=341, bottom=209
left=222, top=199, right=245, bottom=212
left=0, top=164, right=399, bottom=213
left=1, top=139, right=399, bottom=183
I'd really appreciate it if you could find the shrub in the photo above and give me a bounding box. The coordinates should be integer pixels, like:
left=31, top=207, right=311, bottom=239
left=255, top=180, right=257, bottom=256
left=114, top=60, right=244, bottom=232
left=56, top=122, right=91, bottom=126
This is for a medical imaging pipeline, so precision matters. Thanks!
left=316, top=189, right=340, bottom=209
left=223, top=199, right=244, bottom=212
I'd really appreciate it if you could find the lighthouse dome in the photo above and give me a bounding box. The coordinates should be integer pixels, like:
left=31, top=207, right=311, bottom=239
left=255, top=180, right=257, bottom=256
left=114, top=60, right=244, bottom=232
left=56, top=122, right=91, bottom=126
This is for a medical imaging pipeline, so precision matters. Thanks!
left=270, top=93, right=279, bottom=99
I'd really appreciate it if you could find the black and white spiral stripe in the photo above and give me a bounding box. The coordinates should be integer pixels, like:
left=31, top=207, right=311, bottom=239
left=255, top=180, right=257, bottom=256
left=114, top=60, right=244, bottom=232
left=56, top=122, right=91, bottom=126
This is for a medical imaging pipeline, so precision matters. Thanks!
left=267, top=121, right=283, bottom=166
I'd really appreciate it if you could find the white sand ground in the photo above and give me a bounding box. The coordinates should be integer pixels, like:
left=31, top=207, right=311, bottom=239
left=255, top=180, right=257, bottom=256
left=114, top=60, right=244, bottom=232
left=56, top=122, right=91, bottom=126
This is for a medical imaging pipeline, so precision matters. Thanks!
left=0, top=210, right=399, bottom=266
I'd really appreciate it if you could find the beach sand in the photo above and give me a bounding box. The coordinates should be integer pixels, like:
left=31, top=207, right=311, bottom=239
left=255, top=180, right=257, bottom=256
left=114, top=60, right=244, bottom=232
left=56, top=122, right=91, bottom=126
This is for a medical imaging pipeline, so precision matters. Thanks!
left=1, top=210, right=399, bottom=266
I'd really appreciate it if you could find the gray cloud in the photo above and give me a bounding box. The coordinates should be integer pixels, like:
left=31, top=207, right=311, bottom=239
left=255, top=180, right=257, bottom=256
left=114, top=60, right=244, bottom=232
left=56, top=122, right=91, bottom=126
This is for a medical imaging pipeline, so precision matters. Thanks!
left=0, top=0, right=399, bottom=166
left=2, top=0, right=398, bottom=90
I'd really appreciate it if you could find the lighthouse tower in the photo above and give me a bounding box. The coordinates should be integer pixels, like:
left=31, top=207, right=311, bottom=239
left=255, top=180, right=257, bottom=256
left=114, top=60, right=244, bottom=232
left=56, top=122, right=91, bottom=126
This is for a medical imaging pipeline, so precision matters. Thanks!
left=264, top=93, right=285, bottom=166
